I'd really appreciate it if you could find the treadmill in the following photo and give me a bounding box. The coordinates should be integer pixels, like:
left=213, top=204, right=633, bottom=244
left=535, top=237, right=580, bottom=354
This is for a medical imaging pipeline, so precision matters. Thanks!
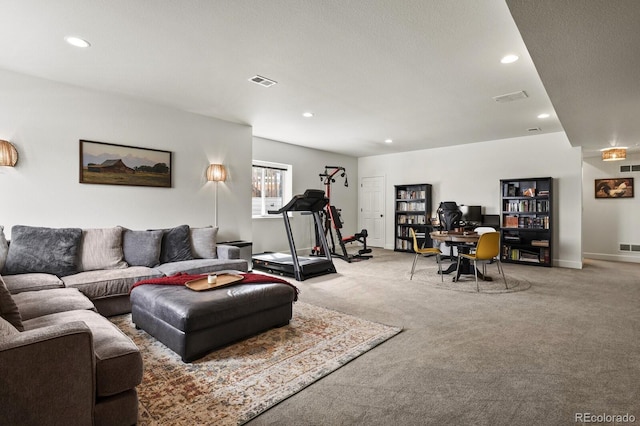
left=252, top=189, right=337, bottom=281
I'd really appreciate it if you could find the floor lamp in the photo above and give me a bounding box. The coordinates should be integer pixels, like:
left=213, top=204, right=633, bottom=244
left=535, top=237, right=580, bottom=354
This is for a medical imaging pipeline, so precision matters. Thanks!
left=207, top=163, right=227, bottom=227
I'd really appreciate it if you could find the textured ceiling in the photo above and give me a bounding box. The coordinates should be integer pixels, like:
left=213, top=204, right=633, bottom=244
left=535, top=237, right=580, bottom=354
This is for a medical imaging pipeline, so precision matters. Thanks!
left=0, top=1, right=570, bottom=157
left=507, top=0, right=640, bottom=157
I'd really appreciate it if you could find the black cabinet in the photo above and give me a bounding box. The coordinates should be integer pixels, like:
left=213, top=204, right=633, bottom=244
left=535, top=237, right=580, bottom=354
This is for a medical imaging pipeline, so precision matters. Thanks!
left=394, top=184, right=433, bottom=252
left=500, top=177, right=553, bottom=266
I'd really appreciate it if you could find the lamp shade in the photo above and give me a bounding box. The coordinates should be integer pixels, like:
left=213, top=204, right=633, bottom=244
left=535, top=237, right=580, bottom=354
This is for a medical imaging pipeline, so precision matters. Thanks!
left=601, top=147, right=627, bottom=161
left=207, top=163, right=227, bottom=182
left=0, top=140, right=18, bottom=166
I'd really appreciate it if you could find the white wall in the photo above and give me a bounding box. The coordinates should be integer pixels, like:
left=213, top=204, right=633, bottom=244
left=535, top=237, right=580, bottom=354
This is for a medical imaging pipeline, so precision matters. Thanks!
left=359, top=132, right=583, bottom=269
left=0, top=69, right=252, bottom=241
left=582, top=152, right=640, bottom=263
left=252, top=137, right=358, bottom=254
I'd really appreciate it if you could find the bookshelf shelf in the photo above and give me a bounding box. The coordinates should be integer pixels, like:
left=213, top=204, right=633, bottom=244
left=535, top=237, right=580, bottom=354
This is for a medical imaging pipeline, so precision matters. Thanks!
left=500, top=177, right=553, bottom=267
left=394, top=183, right=433, bottom=252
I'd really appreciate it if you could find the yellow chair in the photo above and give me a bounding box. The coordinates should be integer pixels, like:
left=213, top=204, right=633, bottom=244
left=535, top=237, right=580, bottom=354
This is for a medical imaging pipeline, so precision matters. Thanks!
left=455, top=231, right=507, bottom=291
left=409, top=228, right=442, bottom=281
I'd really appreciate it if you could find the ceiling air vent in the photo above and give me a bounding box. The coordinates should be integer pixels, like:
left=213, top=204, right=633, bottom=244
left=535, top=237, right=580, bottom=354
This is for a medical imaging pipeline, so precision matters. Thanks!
left=249, top=75, right=277, bottom=88
left=492, top=90, right=528, bottom=103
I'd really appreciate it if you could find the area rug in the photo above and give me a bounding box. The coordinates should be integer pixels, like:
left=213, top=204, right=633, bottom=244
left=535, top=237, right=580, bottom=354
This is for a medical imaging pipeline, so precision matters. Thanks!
left=406, top=262, right=532, bottom=293
left=111, top=302, right=401, bottom=425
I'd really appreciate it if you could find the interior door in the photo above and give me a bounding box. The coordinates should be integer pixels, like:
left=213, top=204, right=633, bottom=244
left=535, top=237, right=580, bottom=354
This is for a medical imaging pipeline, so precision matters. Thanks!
left=360, top=176, right=385, bottom=247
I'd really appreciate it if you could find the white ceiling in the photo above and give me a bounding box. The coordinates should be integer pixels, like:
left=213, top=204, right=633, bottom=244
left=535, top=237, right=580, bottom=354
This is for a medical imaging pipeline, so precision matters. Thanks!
left=0, top=1, right=631, bottom=158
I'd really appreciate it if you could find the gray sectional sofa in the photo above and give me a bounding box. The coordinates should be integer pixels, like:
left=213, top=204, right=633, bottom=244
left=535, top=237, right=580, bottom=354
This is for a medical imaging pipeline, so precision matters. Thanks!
left=0, top=224, right=248, bottom=316
left=0, top=223, right=249, bottom=425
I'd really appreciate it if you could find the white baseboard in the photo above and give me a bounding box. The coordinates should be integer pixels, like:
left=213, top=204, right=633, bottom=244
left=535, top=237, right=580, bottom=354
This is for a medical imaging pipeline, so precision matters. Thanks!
left=583, top=252, right=640, bottom=264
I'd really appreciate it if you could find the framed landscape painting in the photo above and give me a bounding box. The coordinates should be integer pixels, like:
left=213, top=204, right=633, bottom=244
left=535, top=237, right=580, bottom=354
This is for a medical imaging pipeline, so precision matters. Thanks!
left=594, top=178, right=634, bottom=199
left=80, top=140, right=172, bottom=188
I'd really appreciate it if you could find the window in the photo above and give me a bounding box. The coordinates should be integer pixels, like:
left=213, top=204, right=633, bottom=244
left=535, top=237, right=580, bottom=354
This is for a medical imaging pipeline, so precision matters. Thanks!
left=252, top=160, right=292, bottom=217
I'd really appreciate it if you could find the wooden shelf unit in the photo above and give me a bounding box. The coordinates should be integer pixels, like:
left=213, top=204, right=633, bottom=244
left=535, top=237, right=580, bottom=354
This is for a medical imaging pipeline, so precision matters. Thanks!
left=394, top=183, right=433, bottom=252
left=500, top=177, right=553, bottom=266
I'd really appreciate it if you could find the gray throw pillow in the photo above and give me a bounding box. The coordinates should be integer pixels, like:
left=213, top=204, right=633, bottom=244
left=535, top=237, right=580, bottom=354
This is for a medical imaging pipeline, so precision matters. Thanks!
left=78, top=227, right=128, bottom=271
left=122, top=229, right=164, bottom=267
left=0, top=225, right=8, bottom=272
left=0, top=315, right=19, bottom=337
left=3, top=225, right=82, bottom=277
left=190, top=226, right=218, bottom=259
left=158, top=225, right=193, bottom=264
left=0, top=275, right=23, bottom=331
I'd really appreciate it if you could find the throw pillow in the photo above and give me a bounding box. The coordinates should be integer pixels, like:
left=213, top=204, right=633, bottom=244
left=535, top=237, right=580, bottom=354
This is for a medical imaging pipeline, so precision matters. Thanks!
left=0, top=275, right=24, bottom=331
left=190, top=226, right=219, bottom=259
left=78, top=226, right=128, bottom=271
left=3, top=225, right=82, bottom=277
left=0, top=225, right=8, bottom=272
left=0, top=316, right=19, bottom=337
left=158, top=225, right=193, bottom=264
left=122, top=229, right=164, bottom=267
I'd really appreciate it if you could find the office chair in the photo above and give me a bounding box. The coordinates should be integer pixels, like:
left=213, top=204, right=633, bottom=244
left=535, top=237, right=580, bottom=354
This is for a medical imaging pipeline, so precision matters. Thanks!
left=437, top=201, right=462, bottom=231
left=409, top=228, right=442, bottom=281
left=455, top=231, right=507, bottom=292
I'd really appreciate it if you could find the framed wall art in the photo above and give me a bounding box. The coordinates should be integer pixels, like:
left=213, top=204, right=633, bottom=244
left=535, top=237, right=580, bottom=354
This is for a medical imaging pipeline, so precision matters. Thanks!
left=79, top=140, right=172, bottom=188
left=594, top=178, right=634, bottom=199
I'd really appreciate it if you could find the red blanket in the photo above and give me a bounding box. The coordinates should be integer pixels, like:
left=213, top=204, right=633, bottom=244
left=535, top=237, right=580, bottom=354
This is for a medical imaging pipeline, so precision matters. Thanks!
left=131, top=272, right=299, bottom=301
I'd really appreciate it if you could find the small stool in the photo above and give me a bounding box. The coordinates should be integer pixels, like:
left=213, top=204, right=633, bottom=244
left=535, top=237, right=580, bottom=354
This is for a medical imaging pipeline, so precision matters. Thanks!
left=130, top=282, right=296, bottom=362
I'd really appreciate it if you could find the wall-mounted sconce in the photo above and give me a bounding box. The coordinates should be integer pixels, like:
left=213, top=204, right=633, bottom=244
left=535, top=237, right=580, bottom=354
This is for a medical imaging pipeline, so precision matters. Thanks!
left=601, top=147, right=627, bottom=161
left=207, top=163, right=227, bottom=227
left=0, top=140, right=18, bottom=166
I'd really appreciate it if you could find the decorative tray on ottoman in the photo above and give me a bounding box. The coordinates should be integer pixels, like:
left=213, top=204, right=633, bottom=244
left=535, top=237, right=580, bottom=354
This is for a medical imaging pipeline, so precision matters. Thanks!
left=185, top=274, right=244, bottom=291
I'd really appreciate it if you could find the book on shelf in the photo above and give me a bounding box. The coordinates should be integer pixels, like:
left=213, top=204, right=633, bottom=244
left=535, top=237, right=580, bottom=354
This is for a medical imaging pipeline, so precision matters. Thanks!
left=531, top=240, right=549, bottom=247
left=504, top=215, right=519, bottom=227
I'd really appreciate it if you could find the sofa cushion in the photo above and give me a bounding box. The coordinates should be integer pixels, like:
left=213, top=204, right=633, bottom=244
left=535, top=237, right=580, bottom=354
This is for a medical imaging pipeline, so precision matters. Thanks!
left=23, top=310, right=143, bottom=397
left=78, top=227, right=127, bottom=272
left=0, top=225, right=8, bottom=272
left=190, top=226, right=218, bottom=259
left=155, top=258, right=248, bottom=276
left=62, top=266, right=164, bottom=299
left=13, top=288, right=96, bottom=321
left=158, top=225, right=193, bottom=264
left=0, top=276, right=23, bottom=331
left=0, top=273, right=65, bottom=294
left=122, top=229, right=163, bottom=267
left=0, top=315, right=19, bottom=337
left=3, top=225, right=82, bottom=277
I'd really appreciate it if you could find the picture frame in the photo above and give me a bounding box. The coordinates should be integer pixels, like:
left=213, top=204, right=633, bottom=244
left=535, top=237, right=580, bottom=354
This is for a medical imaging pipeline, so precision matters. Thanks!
left=80, top=140, right=172, bottom=188
left=594, top=178, right=634, bottom=199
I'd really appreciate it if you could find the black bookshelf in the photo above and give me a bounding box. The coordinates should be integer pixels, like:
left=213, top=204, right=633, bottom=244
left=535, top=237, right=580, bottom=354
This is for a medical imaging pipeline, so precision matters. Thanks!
left=394, top=184, right=433, bottom=252
left=500, top=177, right=553, bottom=266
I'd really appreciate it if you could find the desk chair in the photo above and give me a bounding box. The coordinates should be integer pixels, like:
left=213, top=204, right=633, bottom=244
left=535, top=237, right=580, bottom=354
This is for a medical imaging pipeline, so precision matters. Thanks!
left=455, top=231, right=507, bottom=291
left=410, top=228, right=442, bottom=281
left=437, top=202, right=463, bottom=260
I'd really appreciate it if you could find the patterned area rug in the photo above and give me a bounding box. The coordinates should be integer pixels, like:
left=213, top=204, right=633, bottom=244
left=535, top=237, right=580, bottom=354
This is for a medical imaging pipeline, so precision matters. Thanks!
left=111, top=302, right=401, bottom=425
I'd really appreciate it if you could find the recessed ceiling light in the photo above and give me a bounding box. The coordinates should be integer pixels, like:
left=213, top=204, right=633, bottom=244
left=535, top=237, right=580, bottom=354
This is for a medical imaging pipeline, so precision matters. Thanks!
left=302, top=112, right=314, bottom=118
left=537, top=113, right=550, bottom=119
left=500, top=54, right=519, bottom=64
left=64, top=36, right=91, bottom=48
left=384, top=139, right=393, bottom=144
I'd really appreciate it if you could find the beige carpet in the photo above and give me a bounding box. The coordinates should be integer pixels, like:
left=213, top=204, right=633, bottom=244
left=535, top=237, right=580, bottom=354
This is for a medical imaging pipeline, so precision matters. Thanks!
left=111, top=302, right=401, bottom=425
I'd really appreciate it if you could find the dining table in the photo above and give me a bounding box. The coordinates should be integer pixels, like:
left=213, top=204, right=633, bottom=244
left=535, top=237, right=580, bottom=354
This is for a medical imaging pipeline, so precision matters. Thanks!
left=429, top=230, right=492, bottom=282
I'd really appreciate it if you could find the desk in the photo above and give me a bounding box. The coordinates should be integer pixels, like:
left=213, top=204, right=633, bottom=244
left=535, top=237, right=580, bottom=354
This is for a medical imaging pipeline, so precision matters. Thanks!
left=429, top=231, right=492, bottom=282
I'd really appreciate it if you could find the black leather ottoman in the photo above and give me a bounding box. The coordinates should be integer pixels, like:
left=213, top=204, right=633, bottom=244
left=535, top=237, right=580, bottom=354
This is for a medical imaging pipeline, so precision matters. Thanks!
left=130, top=282, right=296, bottom=362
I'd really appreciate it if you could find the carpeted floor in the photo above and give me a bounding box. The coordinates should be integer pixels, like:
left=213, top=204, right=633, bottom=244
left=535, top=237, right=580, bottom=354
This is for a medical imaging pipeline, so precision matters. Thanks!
left=111, top=302, right=400, bottom=425
left=245, top=248, right=640, bottom=426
